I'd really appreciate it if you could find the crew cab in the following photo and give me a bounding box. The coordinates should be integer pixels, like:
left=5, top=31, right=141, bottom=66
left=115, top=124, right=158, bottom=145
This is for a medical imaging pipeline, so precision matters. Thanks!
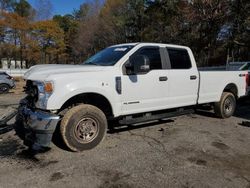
left=15, top=43, right=249, bottom=152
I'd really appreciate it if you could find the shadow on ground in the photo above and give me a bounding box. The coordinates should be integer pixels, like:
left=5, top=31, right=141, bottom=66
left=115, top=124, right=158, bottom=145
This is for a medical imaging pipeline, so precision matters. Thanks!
left=196, top=96, right=250, bottom=123
left=235, top=96, right=250, bottom=120
left=0, top=134, right=59, bottom=169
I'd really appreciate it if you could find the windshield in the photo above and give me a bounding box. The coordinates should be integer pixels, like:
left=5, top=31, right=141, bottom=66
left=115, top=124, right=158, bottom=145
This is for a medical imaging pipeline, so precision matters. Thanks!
left=84, top=45, right=135, bottom=66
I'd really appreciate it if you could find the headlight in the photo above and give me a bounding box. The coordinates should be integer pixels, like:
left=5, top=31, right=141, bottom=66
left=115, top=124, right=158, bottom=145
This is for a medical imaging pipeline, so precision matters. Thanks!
left=35, top=81, right=54, bottom=109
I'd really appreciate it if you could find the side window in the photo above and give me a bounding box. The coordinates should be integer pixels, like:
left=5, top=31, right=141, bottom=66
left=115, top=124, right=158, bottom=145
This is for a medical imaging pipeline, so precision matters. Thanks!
left=167, top=48, right=191, bottom=69
left=133, top=47, right=162, bottom=70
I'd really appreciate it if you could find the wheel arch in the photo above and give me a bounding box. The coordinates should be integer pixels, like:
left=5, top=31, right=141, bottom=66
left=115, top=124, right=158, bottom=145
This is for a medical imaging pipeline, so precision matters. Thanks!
left=223, top=83, right=238, bottom=98
left=60, top=92, right=114, bottom=118
left=0, top=82, right=11, bottom=87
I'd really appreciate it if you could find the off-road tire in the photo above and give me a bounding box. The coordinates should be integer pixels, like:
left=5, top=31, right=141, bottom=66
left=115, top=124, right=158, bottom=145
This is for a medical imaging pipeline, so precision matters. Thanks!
left=0, top=84, right=10, bottom=94
left=60, top=104, right=107, bottom=152
left=214, top=92, right=236, bottom=119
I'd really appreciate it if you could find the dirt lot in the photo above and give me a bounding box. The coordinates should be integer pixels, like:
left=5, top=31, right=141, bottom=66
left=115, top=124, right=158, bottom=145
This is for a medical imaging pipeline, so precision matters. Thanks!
left=0, top=91, right=250, bottom=188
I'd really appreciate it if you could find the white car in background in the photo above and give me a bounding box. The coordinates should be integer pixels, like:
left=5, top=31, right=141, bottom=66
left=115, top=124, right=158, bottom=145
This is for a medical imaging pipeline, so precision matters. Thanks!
left=0, top=72, right=15, bottom=94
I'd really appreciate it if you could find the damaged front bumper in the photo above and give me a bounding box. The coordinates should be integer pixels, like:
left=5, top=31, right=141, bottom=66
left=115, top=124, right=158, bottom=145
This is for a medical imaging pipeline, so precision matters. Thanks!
left=15, top=99, right=60, bottom=149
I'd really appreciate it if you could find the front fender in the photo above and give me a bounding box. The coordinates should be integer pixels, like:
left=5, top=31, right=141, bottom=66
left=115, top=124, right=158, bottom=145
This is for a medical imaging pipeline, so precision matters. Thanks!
left=47, top=86, right=121, bottom=117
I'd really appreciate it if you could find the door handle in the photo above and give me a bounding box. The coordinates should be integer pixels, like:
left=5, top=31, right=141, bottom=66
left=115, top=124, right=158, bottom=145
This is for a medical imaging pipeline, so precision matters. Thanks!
left=190, top=75, right=197, bottom=80
left=239, top=74, right=246, bottom=77
left=159, top=76, right=168, bottom=81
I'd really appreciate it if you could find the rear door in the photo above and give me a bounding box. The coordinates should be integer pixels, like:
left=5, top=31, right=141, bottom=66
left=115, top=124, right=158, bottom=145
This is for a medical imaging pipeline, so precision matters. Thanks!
left=166, top=47, right=199, bottom=108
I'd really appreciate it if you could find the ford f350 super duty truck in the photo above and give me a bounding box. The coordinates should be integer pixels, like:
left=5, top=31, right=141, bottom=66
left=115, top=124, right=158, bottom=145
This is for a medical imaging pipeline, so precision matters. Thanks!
left=15, top=43, right=249, bottom=152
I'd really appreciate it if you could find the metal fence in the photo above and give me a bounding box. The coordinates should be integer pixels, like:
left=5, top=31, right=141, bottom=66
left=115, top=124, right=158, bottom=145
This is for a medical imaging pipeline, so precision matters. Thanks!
left=0, top=69, right=28, bottom=77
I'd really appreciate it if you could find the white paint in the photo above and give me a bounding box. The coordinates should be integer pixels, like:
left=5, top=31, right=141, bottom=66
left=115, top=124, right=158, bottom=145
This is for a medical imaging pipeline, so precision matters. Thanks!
left=23, top=43, right=248, bottom=117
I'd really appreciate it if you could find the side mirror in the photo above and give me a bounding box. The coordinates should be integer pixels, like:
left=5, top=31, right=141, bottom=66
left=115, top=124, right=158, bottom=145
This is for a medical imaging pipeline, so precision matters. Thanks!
left=127, top=55, right=150, bottom=74
left=125, top=63, right=134, bottom=75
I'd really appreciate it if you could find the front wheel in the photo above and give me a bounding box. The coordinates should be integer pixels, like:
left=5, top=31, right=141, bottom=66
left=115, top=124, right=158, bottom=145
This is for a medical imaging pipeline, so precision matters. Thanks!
left=60, top=104, right=107, bottom=152
left=214, top=92, right=236, bottom=119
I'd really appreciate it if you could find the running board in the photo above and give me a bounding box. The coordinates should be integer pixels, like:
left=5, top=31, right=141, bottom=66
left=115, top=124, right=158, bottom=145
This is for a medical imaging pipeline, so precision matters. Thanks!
left=119, top=109, right=194, bottom=125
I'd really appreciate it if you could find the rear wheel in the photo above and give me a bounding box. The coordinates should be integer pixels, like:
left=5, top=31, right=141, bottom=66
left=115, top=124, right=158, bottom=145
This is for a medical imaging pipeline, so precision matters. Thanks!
left=0, top=84, right=10, bottom=94
left=214, top=92, right=236, bottom=118
left=60, top=104, right=107, bottom=152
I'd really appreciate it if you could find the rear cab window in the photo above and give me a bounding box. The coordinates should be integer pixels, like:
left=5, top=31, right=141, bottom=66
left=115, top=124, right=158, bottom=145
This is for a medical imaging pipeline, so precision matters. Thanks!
left=167, top=48, right=192, bottom=69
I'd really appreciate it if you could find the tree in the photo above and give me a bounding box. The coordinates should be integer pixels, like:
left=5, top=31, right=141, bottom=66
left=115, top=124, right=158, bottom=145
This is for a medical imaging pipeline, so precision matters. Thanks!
left=0, top=0, right=15, bottom=12
left=13, top=0, right=32, bottom=17
left=0, top=0, right=249, bottom=67
left=53, top=14, right=76, bottom=32
left=140, top=0, right=180, bottom=43
left=183, top=0, right=229, bottom=65
left=34, top=0, right=53, bottom=21
left=0, top=11, right=30, bottom=68
left=31, top=20, right=65, bottom=64
left=73, top=3, right=90, bottom=20
left=53, top=14, right=78, bottom=63
left=72, top=0, right=103, bottom=62
left=0, top=3, right=66, bottom=67
left=98, top=0, right=127, bottom=45
left=227, top=0, right=250, bottom=61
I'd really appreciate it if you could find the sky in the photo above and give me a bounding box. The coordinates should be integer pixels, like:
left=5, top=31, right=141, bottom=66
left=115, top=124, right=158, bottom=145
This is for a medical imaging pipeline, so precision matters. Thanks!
left=28, top=0, right=85, bottom=16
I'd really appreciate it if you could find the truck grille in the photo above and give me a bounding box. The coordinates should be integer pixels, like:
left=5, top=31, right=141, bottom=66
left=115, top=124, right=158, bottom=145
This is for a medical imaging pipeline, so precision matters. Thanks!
left=24, top=80, right=38, bottom=105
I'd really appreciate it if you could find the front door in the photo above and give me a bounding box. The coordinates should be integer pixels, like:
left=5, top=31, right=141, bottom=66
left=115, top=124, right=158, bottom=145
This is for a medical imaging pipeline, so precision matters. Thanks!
left=121, top=46, right=169, bottom=115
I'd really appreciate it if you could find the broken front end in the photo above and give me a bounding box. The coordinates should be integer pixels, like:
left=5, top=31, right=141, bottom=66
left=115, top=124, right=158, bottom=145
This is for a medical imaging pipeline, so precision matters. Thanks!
left=15, top=80, right=60, bottom=150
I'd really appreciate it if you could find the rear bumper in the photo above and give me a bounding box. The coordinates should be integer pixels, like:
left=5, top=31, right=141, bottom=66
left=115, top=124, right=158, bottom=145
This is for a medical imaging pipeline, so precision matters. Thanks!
left=15, top=99, right=60, bottom=148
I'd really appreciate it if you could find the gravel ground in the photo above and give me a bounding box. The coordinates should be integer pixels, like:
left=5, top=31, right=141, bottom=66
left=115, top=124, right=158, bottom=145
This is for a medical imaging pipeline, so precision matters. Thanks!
left=0, top=93, right=250, bottom=188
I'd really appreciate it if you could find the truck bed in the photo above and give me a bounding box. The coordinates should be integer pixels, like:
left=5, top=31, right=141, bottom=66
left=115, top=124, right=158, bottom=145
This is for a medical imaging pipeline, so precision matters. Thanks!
left=198, top=70, right=247, bottom=104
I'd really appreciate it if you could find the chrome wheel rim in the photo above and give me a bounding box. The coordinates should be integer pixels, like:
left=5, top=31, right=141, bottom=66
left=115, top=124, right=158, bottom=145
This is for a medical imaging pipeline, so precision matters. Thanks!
left=224, top=97, right=233, bottom=115
left=74, top=117, right=99, bottom=143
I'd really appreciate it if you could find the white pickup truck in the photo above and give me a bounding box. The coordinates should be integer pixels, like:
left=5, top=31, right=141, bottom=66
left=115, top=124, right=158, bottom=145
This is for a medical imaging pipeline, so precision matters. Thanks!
left=15, top=43, right=249, bottom=152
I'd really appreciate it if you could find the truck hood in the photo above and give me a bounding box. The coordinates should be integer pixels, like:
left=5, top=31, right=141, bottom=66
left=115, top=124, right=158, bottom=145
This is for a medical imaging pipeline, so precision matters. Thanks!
left=24, top=64, right=107, bottom=80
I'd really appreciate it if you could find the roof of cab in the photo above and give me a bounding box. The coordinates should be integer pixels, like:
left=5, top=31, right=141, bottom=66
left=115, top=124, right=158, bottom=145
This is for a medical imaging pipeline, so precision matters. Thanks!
left=111, top=42, right=189, bottom=49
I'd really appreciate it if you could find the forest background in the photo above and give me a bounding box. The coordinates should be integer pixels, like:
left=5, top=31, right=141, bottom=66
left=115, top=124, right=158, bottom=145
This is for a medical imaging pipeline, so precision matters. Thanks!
left=0, top=0, right=249, bottom=68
